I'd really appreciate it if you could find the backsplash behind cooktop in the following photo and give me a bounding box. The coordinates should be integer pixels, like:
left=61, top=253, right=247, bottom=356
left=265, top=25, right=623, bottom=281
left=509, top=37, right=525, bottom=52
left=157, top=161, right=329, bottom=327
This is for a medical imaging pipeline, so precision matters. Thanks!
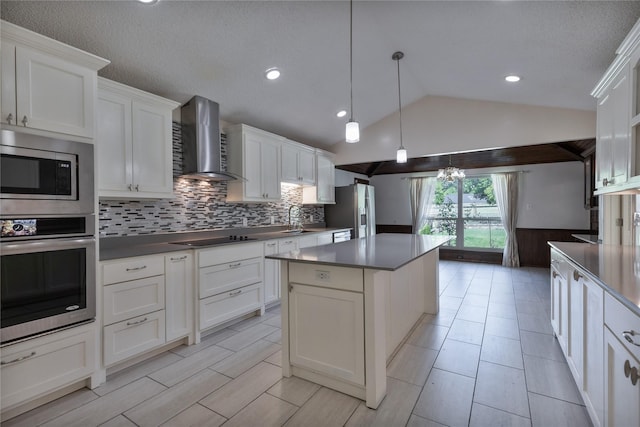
left=98, top=123, right=324, bottom=237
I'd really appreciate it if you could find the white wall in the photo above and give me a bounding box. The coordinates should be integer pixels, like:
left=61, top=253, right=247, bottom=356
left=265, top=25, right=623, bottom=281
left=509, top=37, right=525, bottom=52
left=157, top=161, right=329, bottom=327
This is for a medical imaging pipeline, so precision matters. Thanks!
left=369, top=162, right=590, bottom=230
left=333, top=95, right=596, bottom=165
left=335, top=169, right=368, bottom=187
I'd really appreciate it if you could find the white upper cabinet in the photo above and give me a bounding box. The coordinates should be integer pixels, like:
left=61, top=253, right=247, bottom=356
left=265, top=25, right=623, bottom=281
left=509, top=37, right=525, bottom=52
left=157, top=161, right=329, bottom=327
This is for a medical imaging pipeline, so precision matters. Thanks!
left=1, top=20, right=109, bottom=139
left=281, top=140, right=316, bottom=185
left=97, top=77, right=179, bottom=199
left=302, top=149, right=336, bottom=204
left=593, top=18, right=640, bottom=194
left=226, top=124, right=282, bottom=202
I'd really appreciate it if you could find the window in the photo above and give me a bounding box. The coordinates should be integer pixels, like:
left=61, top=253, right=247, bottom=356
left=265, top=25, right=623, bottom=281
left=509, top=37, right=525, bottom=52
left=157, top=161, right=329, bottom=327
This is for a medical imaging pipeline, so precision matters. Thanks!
left=420, top=176, right=505, bottom=250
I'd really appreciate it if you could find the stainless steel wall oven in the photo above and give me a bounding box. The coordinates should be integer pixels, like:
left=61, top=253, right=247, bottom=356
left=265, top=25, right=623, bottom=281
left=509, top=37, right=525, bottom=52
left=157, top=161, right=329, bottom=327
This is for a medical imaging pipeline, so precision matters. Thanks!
left=1, top=130, right=96, bottom=344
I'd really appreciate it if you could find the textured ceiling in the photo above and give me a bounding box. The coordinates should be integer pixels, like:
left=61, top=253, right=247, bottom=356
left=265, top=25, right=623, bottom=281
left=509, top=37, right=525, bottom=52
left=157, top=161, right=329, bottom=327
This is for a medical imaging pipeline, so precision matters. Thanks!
left=2, top=1, right=639, bottom=149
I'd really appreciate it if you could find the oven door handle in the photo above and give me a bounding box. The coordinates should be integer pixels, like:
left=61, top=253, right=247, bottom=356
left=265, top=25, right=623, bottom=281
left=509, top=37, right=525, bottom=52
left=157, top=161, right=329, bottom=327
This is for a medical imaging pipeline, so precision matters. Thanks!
left=0, top=237, right=96, bottom=255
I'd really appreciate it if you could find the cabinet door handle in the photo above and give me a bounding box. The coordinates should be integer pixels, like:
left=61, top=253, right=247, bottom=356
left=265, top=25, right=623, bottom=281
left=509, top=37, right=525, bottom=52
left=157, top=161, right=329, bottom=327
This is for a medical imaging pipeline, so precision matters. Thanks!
left=229, top=262, right=241, bottom=268
left=170, top=255, right=188, bottom=261
left=6, top=113, right=13, bottom=124
left=128, top=184, right=133, bottom=191
left=267, top=243, right=276, bottom=247
left=552, top=271, right=558, bottom=279
left=573, top=270, right=583, bottom=281
left=624, top=360, right=640, bottom=386
left=127, top=317, right=148, bottom=326
left=229, top=289, right=242, bottom=296
left=135, top=184, right=139, bottom=191
left=21, top=115, right=28, bottom=126
left=623, top=330, right=640, bottom=346
left=1, top=351, right=36, bottom=365
left=126, top=265, right=147, bottom=272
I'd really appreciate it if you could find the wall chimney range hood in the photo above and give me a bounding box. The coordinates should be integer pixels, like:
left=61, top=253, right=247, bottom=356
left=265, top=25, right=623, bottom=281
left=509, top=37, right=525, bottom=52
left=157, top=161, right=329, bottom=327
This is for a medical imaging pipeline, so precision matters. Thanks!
left=180, top=96, right=241, bottom=181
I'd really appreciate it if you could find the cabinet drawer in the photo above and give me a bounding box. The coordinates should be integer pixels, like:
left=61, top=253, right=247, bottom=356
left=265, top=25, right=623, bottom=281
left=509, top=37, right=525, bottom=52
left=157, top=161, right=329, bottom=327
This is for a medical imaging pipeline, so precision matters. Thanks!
left=103, top=275, right=165, bottom=326
left=198, top=242, right=263, bottom=267
left=289, top=263, right=363, bottom=292
left=103, top=310, right=165, bottom=366
left=103, top=255, right=164, bottom=284
left=199, top=283, right=263, bottom=331
left=550, top=249, right=568, bottom=280
left=1, top=327, right=95, bottom=410
left=199, top=256, right=262, bottom=299
left=605, top=293, right=640, bottom=361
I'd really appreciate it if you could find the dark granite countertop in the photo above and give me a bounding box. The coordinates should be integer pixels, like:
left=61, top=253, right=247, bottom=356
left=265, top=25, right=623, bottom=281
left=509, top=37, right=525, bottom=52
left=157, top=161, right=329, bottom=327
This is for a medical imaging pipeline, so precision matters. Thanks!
left=100, top=225, right=350, bottom=261
left=266, top=234, right=452, bottom=271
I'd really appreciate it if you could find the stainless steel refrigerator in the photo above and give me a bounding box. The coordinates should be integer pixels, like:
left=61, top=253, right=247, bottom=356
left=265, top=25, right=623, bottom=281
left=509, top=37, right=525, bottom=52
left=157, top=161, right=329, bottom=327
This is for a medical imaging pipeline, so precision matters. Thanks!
left=325, top=183, right=376, bottom=239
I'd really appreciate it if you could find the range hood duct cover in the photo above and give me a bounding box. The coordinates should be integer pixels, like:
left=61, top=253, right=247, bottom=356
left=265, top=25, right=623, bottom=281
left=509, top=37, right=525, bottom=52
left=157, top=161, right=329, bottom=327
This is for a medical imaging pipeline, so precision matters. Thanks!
left=180, top=96, right=241, bottom=181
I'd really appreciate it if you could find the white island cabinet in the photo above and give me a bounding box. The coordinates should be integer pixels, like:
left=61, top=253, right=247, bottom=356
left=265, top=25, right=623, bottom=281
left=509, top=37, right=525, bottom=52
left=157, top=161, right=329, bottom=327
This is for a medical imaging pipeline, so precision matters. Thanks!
left=268, top=234, right=450, bottom=408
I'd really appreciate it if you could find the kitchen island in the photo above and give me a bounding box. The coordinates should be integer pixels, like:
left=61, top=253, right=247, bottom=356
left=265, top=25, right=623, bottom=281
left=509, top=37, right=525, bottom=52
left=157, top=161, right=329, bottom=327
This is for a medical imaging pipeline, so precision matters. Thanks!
left=266, top=233, right=451, bottom=409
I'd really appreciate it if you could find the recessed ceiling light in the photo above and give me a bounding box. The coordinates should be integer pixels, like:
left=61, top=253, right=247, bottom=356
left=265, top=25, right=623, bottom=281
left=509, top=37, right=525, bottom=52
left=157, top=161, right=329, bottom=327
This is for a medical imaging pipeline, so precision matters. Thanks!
left=505, top=75, right=521, bottom=83
left=138, top=0, right=158, bottom=4
left=265, top=68, right=281, bottom=80
left=336, top=110, right=347, bottom=118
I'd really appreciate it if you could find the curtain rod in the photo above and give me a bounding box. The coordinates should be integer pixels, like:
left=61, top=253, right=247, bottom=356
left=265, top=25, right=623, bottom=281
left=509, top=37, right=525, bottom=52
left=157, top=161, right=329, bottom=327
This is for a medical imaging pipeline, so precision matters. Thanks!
left=399, top=170, right=530, bottom=180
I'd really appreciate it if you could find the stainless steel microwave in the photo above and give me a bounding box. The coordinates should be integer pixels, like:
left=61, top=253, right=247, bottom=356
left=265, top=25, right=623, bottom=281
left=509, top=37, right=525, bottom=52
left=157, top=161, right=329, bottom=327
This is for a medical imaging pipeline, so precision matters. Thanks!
left=0, top=130, right=94, bottom=215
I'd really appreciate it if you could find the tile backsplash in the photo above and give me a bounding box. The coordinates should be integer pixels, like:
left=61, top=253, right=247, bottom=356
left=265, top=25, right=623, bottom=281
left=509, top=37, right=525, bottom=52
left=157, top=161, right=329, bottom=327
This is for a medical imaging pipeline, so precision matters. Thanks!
left=98, top=123, right=324, bottom=237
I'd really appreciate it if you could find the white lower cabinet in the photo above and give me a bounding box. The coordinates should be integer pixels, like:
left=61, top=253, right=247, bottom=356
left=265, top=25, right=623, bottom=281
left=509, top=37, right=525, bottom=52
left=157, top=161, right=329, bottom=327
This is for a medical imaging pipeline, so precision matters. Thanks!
left=101, top=252, right=193, bottom=367
left=0, top=325, right=95, bottom=411
left=196, top=243, right=264, bottom=335
left=165, top=252, right=194, bottom=342
left=288, top=283, right=365, bottom=386
left=264, top=241, right=280, bottom=305
left=580, top=274, right=604, bottom=426
left=199, top=282, right=263, bottom=331
left=103, top=310, right=166, bottom=367
left=604, top=293, right=640, bottom=427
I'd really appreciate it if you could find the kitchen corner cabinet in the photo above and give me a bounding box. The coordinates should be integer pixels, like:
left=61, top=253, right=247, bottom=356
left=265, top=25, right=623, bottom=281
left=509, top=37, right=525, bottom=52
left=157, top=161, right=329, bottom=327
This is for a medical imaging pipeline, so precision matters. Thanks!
left=1, top=21, right=109, bottom=139
left=0, top=323, right=96, bottom=412
left=302, top=150, right=336, bottom=204
left=226, top=124, right=282, bottom=203
left=281, top=140, right=316, bottom=185
left=97, top=78, right=179, bottom=199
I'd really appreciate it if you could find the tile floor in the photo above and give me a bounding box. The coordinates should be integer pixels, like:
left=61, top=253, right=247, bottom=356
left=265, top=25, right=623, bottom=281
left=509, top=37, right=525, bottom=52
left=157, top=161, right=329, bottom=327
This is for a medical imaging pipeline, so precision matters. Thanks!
left=2, top=261, right=593, bottom=427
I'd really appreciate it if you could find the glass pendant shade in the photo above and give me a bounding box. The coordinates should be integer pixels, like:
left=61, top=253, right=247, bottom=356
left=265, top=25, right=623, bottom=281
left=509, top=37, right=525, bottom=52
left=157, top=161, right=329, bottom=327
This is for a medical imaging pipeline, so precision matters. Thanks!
left=437, top=166, right=465, bottom=182
left=396, top=147, right=407, bottom=163
left=346, top=120, right=360, bottom=143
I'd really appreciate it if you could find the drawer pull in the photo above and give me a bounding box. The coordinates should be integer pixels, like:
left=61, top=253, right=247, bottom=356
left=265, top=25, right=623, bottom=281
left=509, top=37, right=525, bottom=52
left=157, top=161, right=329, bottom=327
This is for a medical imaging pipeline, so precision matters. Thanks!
left=552, top=271, right=558, bottom=279
left=229, top=289, right=242, bottom=296
left=229, top=262, right=241, bottom=268
left=5, top=113, right=13, bottom=124
left=126, top=265, right=147, bottom=272
left=623, top=330, right=640, bottom=347
left=572, top=270, right=583, bottom=281
left=127, top=317, right=148, bottom=326
left=267, top=243, right=276, bottom=247
left=21, top=115, right=28, bottom=126
left=624, top=360, right=640, bottom=386
left=170, top=255, right=188, bottom=261
left=1, top=351, right=36, bottom=365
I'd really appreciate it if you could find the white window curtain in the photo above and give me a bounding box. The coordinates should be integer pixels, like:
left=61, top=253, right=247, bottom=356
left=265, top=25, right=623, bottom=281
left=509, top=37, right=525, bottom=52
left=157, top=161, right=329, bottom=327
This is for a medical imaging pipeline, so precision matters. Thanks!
left=491, top=172, right=520, bottom=267
left=409, top=177, right=437, bottom=234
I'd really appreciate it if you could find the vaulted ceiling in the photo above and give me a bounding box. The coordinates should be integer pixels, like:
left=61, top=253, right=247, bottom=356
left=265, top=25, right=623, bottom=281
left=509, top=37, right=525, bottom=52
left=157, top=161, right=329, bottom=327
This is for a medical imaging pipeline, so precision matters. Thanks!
left=1, top=1, right=639, bottom=149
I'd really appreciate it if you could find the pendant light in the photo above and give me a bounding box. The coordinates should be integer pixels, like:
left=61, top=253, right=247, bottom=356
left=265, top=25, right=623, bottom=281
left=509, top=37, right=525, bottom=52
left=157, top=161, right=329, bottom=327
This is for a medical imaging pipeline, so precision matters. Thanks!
left=393, top=51, right=407, bottom=163
left=345, top=0, right=359, bottom=143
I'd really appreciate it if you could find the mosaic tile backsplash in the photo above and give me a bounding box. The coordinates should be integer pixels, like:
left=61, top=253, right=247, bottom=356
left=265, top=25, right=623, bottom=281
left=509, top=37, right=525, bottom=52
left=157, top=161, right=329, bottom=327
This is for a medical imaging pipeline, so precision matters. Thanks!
left=98, top=123, right=324, bottom=237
